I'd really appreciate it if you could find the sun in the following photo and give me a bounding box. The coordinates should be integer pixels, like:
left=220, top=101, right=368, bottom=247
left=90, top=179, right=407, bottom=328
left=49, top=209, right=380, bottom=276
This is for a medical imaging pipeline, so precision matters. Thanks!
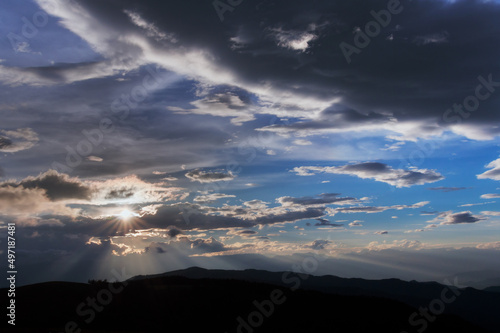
left=117, top=209, right=138, bottom=221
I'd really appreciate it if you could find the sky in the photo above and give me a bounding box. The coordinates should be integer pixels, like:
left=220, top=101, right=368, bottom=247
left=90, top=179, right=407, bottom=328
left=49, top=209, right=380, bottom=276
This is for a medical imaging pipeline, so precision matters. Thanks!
left=1, top=0, right=500, bottom=287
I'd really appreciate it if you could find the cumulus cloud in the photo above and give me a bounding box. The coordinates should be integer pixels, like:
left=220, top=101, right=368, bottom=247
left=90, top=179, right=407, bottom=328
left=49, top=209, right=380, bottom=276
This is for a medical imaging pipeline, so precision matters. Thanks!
left=193, top=193, right=236, bottom=203
left=268, top=25, right=318, bottom=52
left=0, top=170, right=188, bottom=220
left=143, top=201, right=326, bottom=231
left=0, top=186, right=78, bottom=216
left=243, top=200, right=269, bottom=209
left=428, top=211, right=487, bottom=225
left=0, top=170, right=92, bottom=201
left=293, top=162, right=443, bottom=187
left=348, top=221, right=363, bottom=227
left=477, top=158, right=500, bottom=181
left=0, top=128, right=39, bottom=153
left=185, top=170, right=235, bottom=183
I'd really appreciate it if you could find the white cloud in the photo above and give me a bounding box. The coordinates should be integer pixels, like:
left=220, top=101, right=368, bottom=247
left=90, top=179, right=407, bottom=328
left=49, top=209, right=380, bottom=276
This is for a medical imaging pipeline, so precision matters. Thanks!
left=269, top=26, right=318, bottom=52
left=481, top=211, right=500, bottom=216
left=480, top=193, right=500, bottom=199
left=367, top=240, right=423, bottom=250
left=293, top=162, right=443, bottom=187
left=476, top=241, right=500, bottom=250
left=87, top=156, right=103, bottom=162
left=124, top=10, right=177, bottom=43
left=193, top=193, right=236, bottom=203
left=293, top=139, right=313, bottom=146
left=330, top=201, right=429, bottom=215
left=169, top=92, right=256, bottom=126
left=0, top=186, right=79, bottom=216
left=478, top=157, right=500, bottom=181
left=0, top=128, right=39, bottom=153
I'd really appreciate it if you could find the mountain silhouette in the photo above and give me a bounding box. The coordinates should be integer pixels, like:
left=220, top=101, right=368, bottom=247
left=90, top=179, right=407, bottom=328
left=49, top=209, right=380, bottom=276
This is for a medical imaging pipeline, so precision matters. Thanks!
left=2, top=267, right=498, bottom=332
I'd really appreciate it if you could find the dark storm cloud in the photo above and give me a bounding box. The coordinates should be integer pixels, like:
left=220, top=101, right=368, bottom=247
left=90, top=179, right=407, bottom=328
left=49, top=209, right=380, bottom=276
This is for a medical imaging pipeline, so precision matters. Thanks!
left=166, top=226, right=182, bottom=238
left=1, top=169, right=92, bottom=201
left=105, top=0, right=500, bottom=139
left=314, top=218, right=344, bottom=227
left=277, top=193, right=357, bottom=206
left=1, top=0, right=500, bottom=183
left=168, top=203, right=326, bottom=230
left=185, top=170, right=235, bottom=183
left=0, top=63, right=238, bottom=179
left=105, top=188, right=134, bottom=199
left=3, top=0, right=498, bottom=143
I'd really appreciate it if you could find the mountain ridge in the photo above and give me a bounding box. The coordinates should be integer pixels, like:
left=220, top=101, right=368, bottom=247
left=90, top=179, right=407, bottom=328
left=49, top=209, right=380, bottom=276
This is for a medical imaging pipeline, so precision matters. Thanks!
left=2, top=269, right=494, bottom=333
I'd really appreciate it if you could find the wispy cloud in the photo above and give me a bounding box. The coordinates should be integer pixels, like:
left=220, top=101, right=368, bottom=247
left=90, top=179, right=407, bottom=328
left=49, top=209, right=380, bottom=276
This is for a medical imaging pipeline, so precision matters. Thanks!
left=293, top=163, right=443, bottom=187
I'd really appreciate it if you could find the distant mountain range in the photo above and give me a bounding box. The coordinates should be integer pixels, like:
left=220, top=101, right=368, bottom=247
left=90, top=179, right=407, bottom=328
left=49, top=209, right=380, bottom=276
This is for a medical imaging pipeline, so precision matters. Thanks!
left=444, top=270, right=500, bottom=289
left=2, top=267, right=499, bottom=332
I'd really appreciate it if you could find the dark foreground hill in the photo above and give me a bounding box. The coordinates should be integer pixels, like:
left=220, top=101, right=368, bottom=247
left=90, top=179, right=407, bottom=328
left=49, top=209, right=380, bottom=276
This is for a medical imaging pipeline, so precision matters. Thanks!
left=131, top=266, right=500, bottom=332
left=1, top=268, right=497, bottom=333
